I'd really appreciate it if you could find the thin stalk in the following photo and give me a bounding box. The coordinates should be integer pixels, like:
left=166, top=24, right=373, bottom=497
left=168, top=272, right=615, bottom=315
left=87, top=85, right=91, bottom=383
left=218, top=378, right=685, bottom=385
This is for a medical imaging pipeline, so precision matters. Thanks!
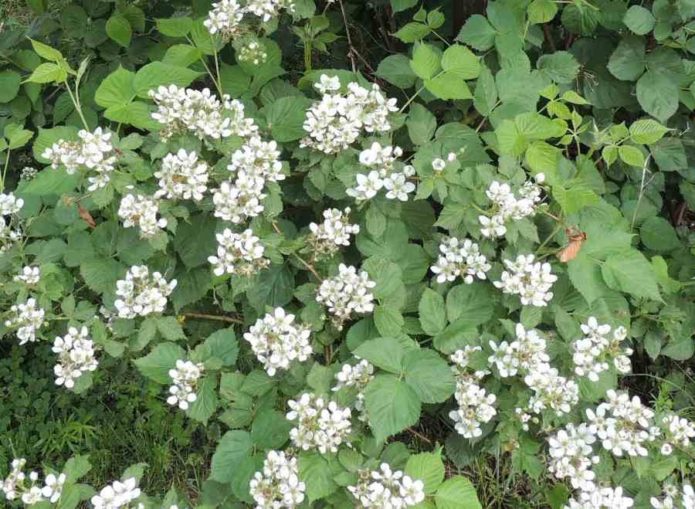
left=65, top=83, right=89, bottom=130
left=1, top=149, right=11, bottom=192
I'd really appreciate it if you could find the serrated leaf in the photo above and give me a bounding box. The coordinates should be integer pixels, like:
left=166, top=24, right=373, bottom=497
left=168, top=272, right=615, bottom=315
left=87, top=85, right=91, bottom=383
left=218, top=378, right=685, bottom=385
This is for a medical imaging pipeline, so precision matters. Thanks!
left=435, top=476, right=481, bottom=509
left=405, top=452, right=444, bottom=493
left=364, top=374, right=421, bottom=442
left=403, top=349, right=455, bottom=404
left=210, top=431, right=253, bottom=482
left=629, top=118, right=669, bottom=145
left=418, top=289, right=446, bottom=336
left=601, top=250, right=661, bottom=301
left=106, top=13, right=132, bottom=48
left=133, top=342, right=185, bottom=384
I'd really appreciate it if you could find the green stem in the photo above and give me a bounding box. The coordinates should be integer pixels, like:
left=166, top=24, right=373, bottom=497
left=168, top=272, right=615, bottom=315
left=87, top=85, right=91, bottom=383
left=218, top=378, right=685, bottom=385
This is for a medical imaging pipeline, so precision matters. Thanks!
left=1, top=149, right=11, bottom=192
left=65, top=83, right=89, bottom=130
left=304, top=40, right=313, bottom=71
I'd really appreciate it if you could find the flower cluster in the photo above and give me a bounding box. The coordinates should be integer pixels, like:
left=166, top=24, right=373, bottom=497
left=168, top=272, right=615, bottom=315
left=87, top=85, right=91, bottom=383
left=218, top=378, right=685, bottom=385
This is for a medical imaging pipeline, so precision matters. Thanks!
left=213, top=136, right=284, bottom=224
left=316, top=264, right=376, bottom=329
left=237, top=39, right=268, bottom=65
left=347, top=143, right=415, bottom=202
left=286, top=393, right=352, bottom=453
left=548, top=423, right=599, bottom=491
left=1, top=459, right=65, bottom=505
left=490, top=324, right=578, bottom=416
left=308, top=207, right=360, bottom=256
left=13, top=265, right=40, bottom=285
left=118, top=192, right=167, bottom=238
left=114, top=265, right=177, bottom=319
left=587, top=390, right=659, bottom=457
left=572, top=317, right=632, bottom=381
left=449, top=346, right=496, bottom=438
left=208, top=228, right=269, bottom=277
left=149, top=85, right=257, bottom=140
left=479, top=177, right=544, bottom=238
left=204, top=0, right=294, bottom=39
left=493, top=254, right=557, bottom=307
left=91, top=477, right=142, bottom=509
left=332, top=359, right=375, bottom=421
left=52, top=326, right=98, bottom=389
left=564, top=485, right=634, bottom=509
left=5, top=298, right=45, bottom=345
left=660, top=414, right=695, bottom=455
left=301, top=77, right=398, bottom=154
left=249, top=450, right=305, bottom=509
left=167, top=360, right=204, bottom=411
left=651, top=483, right=695, bottom=509
left=43, top=127, right=116, bottom=191
left=0, top=192, right=23, bottom=253
left=243, top=307, right=312, bottom=376
left=430, top=237, right=491, bottom=284
left=155, top=150, right=209, bottom=202
left=348, top=463, right=425, bottom=508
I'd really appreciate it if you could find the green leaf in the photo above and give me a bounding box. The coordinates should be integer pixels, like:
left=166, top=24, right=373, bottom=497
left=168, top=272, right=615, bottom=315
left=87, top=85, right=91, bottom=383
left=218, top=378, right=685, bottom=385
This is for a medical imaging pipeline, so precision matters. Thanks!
left=374, top=306, right=404, bottom=337
left=607, top=36, right=645, bottom=81
left=251, top=409, right=291, bottom=449
left=201, top=327, right=239, bottom=366
left=298, top=454, right=338, bottom=502
left=106, top=13, right=132, bottom=48
left=156, top=316, right=186, bottom=340
left=133, top=342, right=185, bottom=384
left=62, top=455, right=92, bottom=483
left=0, top=71, right=21, bottom=103
left=104, top=102, right=157, bottom=129
left=133, top=62, right=202, bottom=98
left=29, top=39, right=64, bottom=62
left=601, top=250, right=661, bottom=301
left=435, top=476, right=482, bottom=509
left=537, top=51, right=580, bottom=83
left=425, top=72, right=472, bottom=100
left=156, top=17, right=193, bottom=37
left=263, top=96, right=313, bottom=142
left=79, top=259, right=123, bottom=294
left=618, top=145, right=646, bottom=167
left=406, top=103, right=436, bottom=145
left=456, top=15, right=496, bottom=51
left=445, top=284, right=495, bottom=326
left=173, top=215, right=217, bottom=268
left=26, top=62, right=66, bottom=84
left=210, top=431, right=253, bottom=483
left=441, top=44, right=480, bottom=80
left=623, top=5, right=655, bottom=35
left=391, top=0, right=417, bottom=12
left=187, top=376, right=218, bottom=424
left=394, top=22, right=431, bottom=43
left=353, top=337, right=408, bottom=374
left=410, top=43, right=441, bottom=80
left=473, top=65, right=498, bottom=117
left=640, top=217, right=681, bottom=252
left=636, top=70, right=679, bottom=122
left=247, top=264, right=295, bottom=312
left=528, top=0, right=558, bottom=24
left=629, top=118, right=669, bottom=145
left=403, top=349, right=455, bottom=404
left=364, top=374, right=421, bottom=442
left=418, top=288, right=447, bottom=336
left=376, top=54, right=417, bottom=89
left=405, top=452, right=444, bottom=493
left=95, top=66, right=136, bottom=109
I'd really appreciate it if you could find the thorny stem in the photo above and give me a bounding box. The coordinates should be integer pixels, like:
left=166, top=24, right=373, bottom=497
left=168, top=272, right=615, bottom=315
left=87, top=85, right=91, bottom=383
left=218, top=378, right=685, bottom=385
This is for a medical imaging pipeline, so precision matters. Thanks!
left=180, top=312, right=244, bottom=324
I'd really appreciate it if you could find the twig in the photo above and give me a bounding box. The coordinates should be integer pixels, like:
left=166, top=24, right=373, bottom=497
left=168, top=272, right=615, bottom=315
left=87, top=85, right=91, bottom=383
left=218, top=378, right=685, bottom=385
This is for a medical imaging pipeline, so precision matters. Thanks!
left=338, top=0, right=358, bottom=72
left=406, top=427, right=432, bottom=444
left=181, top=312, right=243, bottom=324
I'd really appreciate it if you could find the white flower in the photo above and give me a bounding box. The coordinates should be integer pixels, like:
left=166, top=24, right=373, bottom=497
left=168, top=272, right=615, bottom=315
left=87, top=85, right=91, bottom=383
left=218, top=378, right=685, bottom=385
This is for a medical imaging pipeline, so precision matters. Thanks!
left=237, top=40, right=268, bottom=65
left=4, top=298, right=45, bottom=345
left=243, top=308, right=312, bottom=376
left=493, top=254, right=557, bottom=307
left=301, top=79, right=398, bottom=154
left=572, top=317, right=632, bottom=381
left=42, top=127, right=116, bottom=191
left=430, top=237, right=491, bottom=284
left=213, top=176, right=266, bottom=223
left=309, top=207, right=360, bottom=255
left=383, top=172, right=415, bottom=201
left=249, top=450, right=305, bottom=509
left=316, top=264, right=376, bottom=329
left=40, top=473, right=66, bottom=503
left=565, top=485, right=634, bottom=509
left=166, top=359, right=204, bottom=411
left=548, top=423, right=599, bottom=491
left=332, top=359, right=374, bottom=421
left=228, top=136, right=284, bottom=183
left=286, top=393, right=352, bottom=453
left=661, top=414, right=695, bottom=450
left=204, top=0, right=244, bottom=38
left=479, top=178, right=543, bottom=238
left=149, top=85, right=257, bottom=140
left=346, top=171, right=384, bottom=202
left=0, top=192, right=24, bottom=215
left=315, top=74, right=341, bottom=94
left=208, top=228, right=268, bottom=277
left=432, top=158, right=446, bottom=172
left=52, top=326, right=98, bottom=389
left=155, top=150, right=209, bottom=201
left=114, top=265, right=177, bottom=319
left=13, top=265, right=40, bottom=285
left=118, top=192, right=167, bottom=238
left=348, top=463, right=425, bottom=508
left=91, top=477, right=142, bottom=509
